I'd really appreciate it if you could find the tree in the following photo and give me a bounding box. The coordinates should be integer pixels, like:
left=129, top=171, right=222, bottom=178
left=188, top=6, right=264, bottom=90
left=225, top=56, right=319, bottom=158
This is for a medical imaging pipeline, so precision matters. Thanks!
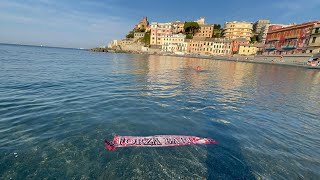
left=213, top=29, right=223, bottom=38
left=143, top=31, right=150, bottom=45
left=250, top=35, right=259, bottom=43
left=214, top=24, right=221, bottom=29
left=184, top=22, right=200, bottom=36
left=126, top=31, right=134, bottom=38
left=186, top=34, right=193, bottom=39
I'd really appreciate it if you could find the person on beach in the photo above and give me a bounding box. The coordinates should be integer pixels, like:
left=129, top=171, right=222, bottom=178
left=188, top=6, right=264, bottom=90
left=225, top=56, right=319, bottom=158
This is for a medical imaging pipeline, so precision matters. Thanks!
left=280, top=55, right=284, bottom=62
left=196, top=66, right=201, bottom=71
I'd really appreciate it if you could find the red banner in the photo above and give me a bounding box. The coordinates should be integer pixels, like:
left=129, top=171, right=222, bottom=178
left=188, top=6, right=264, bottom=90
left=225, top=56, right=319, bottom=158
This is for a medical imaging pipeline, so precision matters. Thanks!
left=104, top=135, right=218, bottom=151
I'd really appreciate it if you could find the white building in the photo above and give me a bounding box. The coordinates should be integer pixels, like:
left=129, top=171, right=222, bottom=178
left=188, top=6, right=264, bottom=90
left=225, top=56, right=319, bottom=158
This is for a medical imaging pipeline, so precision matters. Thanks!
left=161, top=33, right=187, bottom=54
left=107, top=40, right=119, bottom=48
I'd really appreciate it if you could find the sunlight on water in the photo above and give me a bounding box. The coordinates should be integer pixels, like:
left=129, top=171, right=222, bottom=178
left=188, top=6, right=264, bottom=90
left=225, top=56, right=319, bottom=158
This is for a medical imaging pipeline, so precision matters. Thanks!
left=0, top=44, right=319, bottom=179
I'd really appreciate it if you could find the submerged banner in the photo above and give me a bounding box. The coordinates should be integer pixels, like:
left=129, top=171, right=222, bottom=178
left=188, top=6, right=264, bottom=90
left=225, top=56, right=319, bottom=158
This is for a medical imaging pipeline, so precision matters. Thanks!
left=104, top=135, right=218, bottom=151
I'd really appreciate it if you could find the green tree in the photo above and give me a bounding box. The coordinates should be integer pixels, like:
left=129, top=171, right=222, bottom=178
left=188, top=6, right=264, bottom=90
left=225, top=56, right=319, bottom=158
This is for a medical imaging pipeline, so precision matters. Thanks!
left=143, top=31, right=150, bottom=45
left=126, top=31, right=134, bottom=38
left=186, top=34, right=193, bottom=39
left=214, top=24, right=221, bottom=29
left=250, top=35, right=259, bottom=43
left=184, top=22, right=200, bottom=36
left=213, top=29, right=223, bottom=38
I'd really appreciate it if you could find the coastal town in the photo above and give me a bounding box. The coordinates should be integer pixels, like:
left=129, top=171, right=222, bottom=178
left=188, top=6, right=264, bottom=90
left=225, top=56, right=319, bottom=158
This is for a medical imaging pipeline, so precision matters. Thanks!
left=105, top=16, right=320, bottom=66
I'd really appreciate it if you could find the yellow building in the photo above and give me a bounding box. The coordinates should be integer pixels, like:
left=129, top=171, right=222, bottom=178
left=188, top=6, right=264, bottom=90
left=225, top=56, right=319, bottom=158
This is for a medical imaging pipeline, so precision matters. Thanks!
left=307, top=24, right=320, bottom=54
left=187, top=37, right=232, bottom=55
left=223, top=21, right=253, bottom=41
left=238, top=44, right=257, bottom=55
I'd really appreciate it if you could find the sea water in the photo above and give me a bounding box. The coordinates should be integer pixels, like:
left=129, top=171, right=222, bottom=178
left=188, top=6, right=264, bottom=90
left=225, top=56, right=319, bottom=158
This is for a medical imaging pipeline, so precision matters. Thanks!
left=0, top=44, right=319, bottom=179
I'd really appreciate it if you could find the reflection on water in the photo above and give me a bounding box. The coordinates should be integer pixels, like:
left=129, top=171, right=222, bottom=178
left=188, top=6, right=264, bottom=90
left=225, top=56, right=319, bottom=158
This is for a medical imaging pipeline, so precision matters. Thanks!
left=0, top=44, right=320, bottom=179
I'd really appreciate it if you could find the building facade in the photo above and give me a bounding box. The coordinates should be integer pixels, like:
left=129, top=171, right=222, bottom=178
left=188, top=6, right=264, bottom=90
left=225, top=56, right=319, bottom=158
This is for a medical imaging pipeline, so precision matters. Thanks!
left=150, top=22, right=173, bottom=46
left=119, top=39, right=134, bottom=46
left=232, top=38, right=249, bottom=54
left=107, top=40, right=119, bottom=48
left=253, top=20, right=270, bottom=34
left=307, top=24, right=320, bottom=54
left=187, top=38, right=232, bottom=55
left=223, top=21, right=253, bottom=40
left=259, top=24, right=290, bottom=44
left=134, top=32, right=145, bottom=39
left=264, top=21, right=320, bottom=55
left=161, top=34, right=187, bottom=53
left=195, top=17, right=205, bottom=25
left=194, top=24, right=214, bottom=38
left=172, top=21, right=185, bottom=34
left=238, top=44, right=258, bottom=55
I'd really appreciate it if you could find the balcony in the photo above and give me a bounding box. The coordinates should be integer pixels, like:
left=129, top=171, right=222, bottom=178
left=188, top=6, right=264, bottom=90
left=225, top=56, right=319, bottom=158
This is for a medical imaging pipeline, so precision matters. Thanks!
left=281, top=45, right=296, bottom=50
left=265, top=45, right=277, bottom=51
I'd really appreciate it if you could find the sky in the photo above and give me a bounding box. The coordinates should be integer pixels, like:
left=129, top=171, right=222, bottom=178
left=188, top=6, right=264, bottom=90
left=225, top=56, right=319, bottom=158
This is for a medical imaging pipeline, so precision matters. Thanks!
left=1, top=0, right=320, bottom=48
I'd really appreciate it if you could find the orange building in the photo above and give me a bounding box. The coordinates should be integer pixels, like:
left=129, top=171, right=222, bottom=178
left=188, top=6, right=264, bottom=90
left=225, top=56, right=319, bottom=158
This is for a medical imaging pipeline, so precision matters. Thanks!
left=194, top=24, right=214, bottom=38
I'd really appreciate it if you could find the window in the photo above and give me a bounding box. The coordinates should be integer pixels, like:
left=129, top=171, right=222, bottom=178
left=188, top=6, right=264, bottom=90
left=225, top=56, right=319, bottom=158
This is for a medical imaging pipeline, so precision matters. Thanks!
left=312, top=37, right=316, bottom=43
left=315, top=28, right=319, bottom=33
left=310, top=50, right=313, bottom=53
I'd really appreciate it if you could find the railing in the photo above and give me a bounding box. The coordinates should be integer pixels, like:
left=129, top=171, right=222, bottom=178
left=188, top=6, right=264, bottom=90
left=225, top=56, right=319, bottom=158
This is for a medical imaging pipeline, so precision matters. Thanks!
left=281, top=45, right=296, bottom=50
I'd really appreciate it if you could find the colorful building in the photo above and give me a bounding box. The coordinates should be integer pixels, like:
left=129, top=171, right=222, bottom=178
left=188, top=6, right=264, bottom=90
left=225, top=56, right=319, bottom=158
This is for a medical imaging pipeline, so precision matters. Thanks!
left=187, top=37, right=232, bottom=55
left=223, top=21, right=253, bottom=40
left=172, top=21, right=185, bottom=34
left=135, top=16, right=149, bottom=31
left=259, top=24, right=290, bottom=44
left=134, top=32, right=145, bottom=39
left=195, top=17, right=205, bottom=25
left=238, top=44, right=258, bottom=55
left=231, top=38, right=249, bottom=54
left=194, top=24, right=214, bottom=38
left=264, top=21, right=320, bottom=55
left=150, top=22, right=173, bottom=47
left=307, top=24, right=320, bottom=54
left=161, top=34, right=187, bottom=54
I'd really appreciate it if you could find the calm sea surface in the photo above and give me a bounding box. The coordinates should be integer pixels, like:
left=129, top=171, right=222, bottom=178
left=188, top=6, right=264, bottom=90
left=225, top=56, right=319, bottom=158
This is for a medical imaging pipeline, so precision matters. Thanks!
left=0, top=44, right=319, bottom=179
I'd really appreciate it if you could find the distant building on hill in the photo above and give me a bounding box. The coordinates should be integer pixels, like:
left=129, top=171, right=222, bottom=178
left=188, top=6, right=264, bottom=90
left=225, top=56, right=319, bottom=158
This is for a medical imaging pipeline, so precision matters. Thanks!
left=223, top=21, right=253, bottom=41
left=172, top=21, right=185, bottom=34
left=195, top=17, right=205, bottom=25
left=135, top=16, right=149, bottom=31
left=134, top=32, right=145, bottom=39
left=264, top=21, right=320, bottom=55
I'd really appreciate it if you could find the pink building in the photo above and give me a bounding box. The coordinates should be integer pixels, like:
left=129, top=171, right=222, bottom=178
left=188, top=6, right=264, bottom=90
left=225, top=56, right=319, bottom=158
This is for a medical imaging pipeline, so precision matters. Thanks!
left=150, top=22, right=173, bottom=47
